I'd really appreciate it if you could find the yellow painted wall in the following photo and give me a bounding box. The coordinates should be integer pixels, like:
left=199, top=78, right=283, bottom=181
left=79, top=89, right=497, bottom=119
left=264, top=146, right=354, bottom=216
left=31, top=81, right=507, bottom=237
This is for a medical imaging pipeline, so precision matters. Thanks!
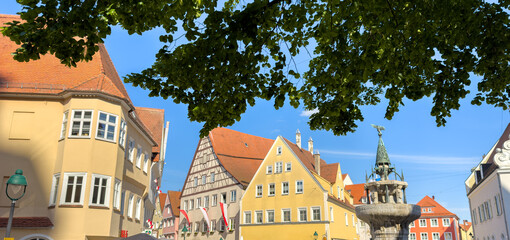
left=0, top=96, right=152, bottom=239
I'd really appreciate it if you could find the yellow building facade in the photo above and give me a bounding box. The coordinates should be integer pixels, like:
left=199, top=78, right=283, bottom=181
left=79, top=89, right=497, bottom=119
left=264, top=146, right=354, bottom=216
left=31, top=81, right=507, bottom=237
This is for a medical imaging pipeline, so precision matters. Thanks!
left=240, top=136, right=359, bottom=240
left=0, top=14, right=167, bottom=240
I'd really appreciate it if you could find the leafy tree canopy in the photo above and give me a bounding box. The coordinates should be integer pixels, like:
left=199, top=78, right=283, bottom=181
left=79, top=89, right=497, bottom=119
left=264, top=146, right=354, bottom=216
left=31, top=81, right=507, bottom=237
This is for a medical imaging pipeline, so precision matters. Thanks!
left=2, top=0, right=510, bottom=137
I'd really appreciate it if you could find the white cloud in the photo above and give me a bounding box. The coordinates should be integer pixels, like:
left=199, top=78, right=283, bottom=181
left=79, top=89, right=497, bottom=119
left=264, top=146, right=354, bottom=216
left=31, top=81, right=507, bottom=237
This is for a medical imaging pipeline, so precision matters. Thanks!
left=300, top=109, right=319, bottom=117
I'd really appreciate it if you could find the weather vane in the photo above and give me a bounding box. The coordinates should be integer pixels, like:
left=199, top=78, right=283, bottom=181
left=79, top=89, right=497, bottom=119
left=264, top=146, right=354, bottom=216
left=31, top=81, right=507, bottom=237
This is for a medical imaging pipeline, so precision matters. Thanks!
left=371, top=124, right=385, bottom=137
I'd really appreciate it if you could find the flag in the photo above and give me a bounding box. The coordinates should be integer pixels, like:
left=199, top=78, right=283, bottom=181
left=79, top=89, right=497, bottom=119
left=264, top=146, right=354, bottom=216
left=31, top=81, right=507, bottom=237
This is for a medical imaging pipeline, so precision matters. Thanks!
left=219, top=202, right=229, bottom=231
left=180, top=209, right=191, bottom=226
left=200, top=207, right=211, bottom=231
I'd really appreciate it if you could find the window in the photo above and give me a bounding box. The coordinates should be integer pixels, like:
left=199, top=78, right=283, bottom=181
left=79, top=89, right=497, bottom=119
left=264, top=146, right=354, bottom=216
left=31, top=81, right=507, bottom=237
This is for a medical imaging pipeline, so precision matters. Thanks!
left=135, top=198, right=142, bottom=220
left=229, top=218, right=235, bottom=231
left=472, top=209, right=477, bottom=224
left=276, top=146, right=282, bottom=155
left=60, top=111, right=68, bottom=139
left=256, top=185, right=263, bottom=197
left=495, top=194, right=502, bottom=216
left=255, top=211, right=263, bottom=224
left=285, top=162, right=292, bottom=172
left=409, top=233, right=416, bottom=240
left=183, top=200, right=188, bottom=211
left=127, top=139, right=135, bottom=162
left=445, top=233, right=452, bottom=240
left=204, top=196, right=209, bottom=207
left=89, top=174, right=111, bottom=206
left=296, top=180, right=303, bottom=194
left=202, top=221, right=208, bottom=232
left=195, top=222, right=199, bottom=233
left=485, top=201, right=492, bottom=219
left=244, top=211, right=252, bottom=224
left=143, top=153, right=149, bottom=173
left=282, top=209, right=291, bottom=222
left=120, top=191, right=125, bottom=215
left=221, top=192, right=227, bottom=204
left=119, top=118, right=127, bottom=148
left=202, top=175, right=207, bottom=185
left=266, top=165, right=273, bottom=174
left=266, top=210, right=275, bottom=223
left=211, top=173, right=215, bottom=182
left=210, top=220, right=216, bottom=232
left=330, top=207, right=334, bottom=222
left=136, top=146, right=142, bottom=168
left=212, top=195, right=217, bottom=206
left=275, top=162, right=283, bottom=173
left=430, top=218, right=438, bottom=227
left=49, top=174, right=60, bottom=206
left=268, top=183, right=275, bottom=196
left=230, top=190, right=236, bottom=202
left=311, top=207, right=321, bottom=221
left=70, top=110, right=93, bottom=137
left=194, top=177, right=198, bottom=187
left=96, top=111, right=118, bottom=141
left=345, top=213, right=348, bottom=226
left=432, top=233, right=440, bottom=240
left=127, top=194, right=134, bottom=218
left=409, top=221, right=415, bottom=228
left=282, top=182, right=289, bottom=195
left=61, top=173, right=87, bottom=205
left=421, top=233, right=428, bottom=240
left=112, top=180, right=121, bottom=209
left=197, top=197, right=202, bottom=208
left=190, top=199, right=194, bottom=209
left=442, top=218, right=450, bottom=227
left=298, top=208, right=307, bottom=222
left=352, top=214, right=355, bottom=227
left=419, top=219, right=427, bottom=227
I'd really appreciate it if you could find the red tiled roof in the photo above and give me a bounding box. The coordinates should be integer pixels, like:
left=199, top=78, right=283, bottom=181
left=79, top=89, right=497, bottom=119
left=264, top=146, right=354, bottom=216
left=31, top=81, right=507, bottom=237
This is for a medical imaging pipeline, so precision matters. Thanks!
left=0, top=217, right=53, bottom=228
left=328, top=195, right=356, bottom=211
left=342, top=173, right=348, bottom=180
left=136, top=107, right=165, bottom=161
left=459, top=221, right=472, bottom=231
left=0, top=14, right=131, bottom=102
left=321, top=163, right=339, bottom=184
left=167, top=190, right=181, bottom=217
left=345, top=183, right=367, bottom=205
left=209, top=128, right=274, bottom=186
left=417, top=195, right=457, bottom=218
left=158, top=193, right=167, bottom=211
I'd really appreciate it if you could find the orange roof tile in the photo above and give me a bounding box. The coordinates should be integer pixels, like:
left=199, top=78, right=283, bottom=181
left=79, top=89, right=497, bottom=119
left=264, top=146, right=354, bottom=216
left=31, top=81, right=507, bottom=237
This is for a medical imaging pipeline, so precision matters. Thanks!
left=167, top=190, right=181, bottom=217
left=0, top=14, right=131, bottom=102
left=158, top=193, right=167, bottom=211
left=345, top=183, right=367, bottom=205
left=459, top=221, right=472, bottom=231
left=209, top=128, right=274, bottom=186
left=342, top=173, right=348, bottom=180
left=321, top=163, right=339, bottom=184
left=417, top=195, right=457, bottom=218
left=135, top=107, right=165, bottom=161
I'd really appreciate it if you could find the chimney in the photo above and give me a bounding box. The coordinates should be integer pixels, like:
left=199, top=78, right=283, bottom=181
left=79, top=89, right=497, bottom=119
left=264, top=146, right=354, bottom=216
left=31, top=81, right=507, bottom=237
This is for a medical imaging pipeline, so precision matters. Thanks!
left=296, top=129, right=301, bottom=149
left=308, top=137, right=313, bottom=153
left=464, top=220, right=467, bottom=225
left=314, top=150, right=321, bottom=175
left=432, top=195, right=435, bottom=200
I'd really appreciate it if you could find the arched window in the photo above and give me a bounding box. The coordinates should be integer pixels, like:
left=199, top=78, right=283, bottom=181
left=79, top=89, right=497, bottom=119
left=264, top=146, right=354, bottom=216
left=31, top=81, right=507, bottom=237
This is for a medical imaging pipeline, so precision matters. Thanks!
left=20, top=234, right=53, bottom=240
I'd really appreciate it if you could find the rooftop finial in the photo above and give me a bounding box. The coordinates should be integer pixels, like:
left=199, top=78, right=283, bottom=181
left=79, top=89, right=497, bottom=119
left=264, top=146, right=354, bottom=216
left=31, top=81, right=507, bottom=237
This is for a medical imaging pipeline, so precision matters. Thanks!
left=371, top=124, right=385, bottom=137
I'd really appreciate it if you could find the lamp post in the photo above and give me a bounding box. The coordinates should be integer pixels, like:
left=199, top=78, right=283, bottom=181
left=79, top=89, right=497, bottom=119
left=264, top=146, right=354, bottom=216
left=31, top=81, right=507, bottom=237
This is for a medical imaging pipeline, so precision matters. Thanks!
left=313, top=231, right=318, bottom=240
left=4, top=169, right=28, bottom=239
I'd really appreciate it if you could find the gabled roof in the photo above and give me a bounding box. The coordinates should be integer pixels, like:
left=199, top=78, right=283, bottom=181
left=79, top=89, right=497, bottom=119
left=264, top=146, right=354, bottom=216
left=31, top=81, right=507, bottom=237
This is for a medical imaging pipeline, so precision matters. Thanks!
left=158, top=193, right=167, bottom=211
left=459, top=221, right=472, bottom=231
left=321, top=163, right=339, bottom=184
left=136, top=107, right=164, bottom=161
left=167, top=190, right=181, bottom=217
left=0, top=14, right=131, bottom=102
left=417, top=195, right=457, bottom=218
left=209, top=128, right=274, bottom=186
left=345, top=183, right=367, bottom=205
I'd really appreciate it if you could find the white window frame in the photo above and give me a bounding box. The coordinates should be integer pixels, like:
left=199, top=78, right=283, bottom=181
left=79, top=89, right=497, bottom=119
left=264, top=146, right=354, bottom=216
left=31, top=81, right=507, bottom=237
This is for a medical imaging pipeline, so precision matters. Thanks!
left=210, top=220, right=216, bottom=232
left=229, top=218, right=235, bottom=231
left=409, top=233, right=416, bottom=240
left=442, top=218, right=450, bottom=227
left=112, top=179, right=121, bottom=210
left=212, top=195, right=217, bottom=206
left=266, top=210, right=275, bottom=223
left=421, top=233, right=428, bottom=240
left=60, top=111, right=69, bottom=140
left=120, top=191, right=126, bottom=215
left=89, top=174, right=111, bottom=207
left=190, top=199, right=194, bottom=209
left=128, top=138, right=135, bottom=162
left=255, top=210, right=263, bottom=224
left=204, top=196, right=209, bottom=207
left=445, top=232, right=452, bottom=240
left=230, top=190, right=236, bottom=202
left=275, top=162, right=283, bottom=173
left=135, top=197, right=142, bottom=220
left=244, top=211, right=252, bottom=224
left=345, top=213, right=348, bottom=226
left=69, top=110, right=93, bottom=138
left=419, top=219, right=427, bottom=227
left=266, top=165, right=273, bottom=174
left=430, top=218, right=438, bottom=227
left=432, top=233, right=440, bottom=240
left=202, top=175, right=207, bottom=185
left=296, top=180, right=304, bottom=194
left=311, top=206, right=321, bottom=221
left=268, top=183, right=275, bottom=196
left=298, top=207, right=307, bottom=222
left=136, top=145, right=143, bottom=168
left=143, top=152, right=149, bottom=173
left=282, top=208, right=291, bottom=222
left=49, top=173, right=60, bottom=206
left=330, top=207, right=334, bottom=222
left=95, top=111, right=118, bottom=142
left=221, top=192, right=227, bottom=204
left=60, top=172, right=87, bottom=205
left=282, top=182, right=289, bottom=195
left=127, top=194, right=134, bottom=218
left=256, top=185, right=263, bottom=197
left=276, top=146, right=282, bottom=155
left=211, top=172, right=215, bottom=182
left=285, top=162, right=292, bottom=172
left=197, top=197, right=202, bottom=208
left=194, top=177, right=198, bottom=187
left=118, top=118, right=127, bottom=148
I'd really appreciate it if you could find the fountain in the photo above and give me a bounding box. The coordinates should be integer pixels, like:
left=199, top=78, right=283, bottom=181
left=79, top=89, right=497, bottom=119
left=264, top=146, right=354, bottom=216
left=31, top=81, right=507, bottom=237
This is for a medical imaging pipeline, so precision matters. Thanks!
left=355, top=125, right=421, bottom=240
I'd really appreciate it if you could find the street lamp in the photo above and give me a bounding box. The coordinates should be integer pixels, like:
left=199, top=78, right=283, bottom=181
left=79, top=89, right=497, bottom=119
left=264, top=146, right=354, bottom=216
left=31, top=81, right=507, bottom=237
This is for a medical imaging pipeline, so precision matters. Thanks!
left=4, top=169, right=28, bottom=238
left=313, top=231, right=318, bottom=240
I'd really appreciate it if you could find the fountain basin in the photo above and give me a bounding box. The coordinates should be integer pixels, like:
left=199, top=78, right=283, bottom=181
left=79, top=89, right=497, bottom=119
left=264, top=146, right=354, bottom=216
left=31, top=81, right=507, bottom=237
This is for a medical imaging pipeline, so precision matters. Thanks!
left=356, top=204, right=421, bottom=240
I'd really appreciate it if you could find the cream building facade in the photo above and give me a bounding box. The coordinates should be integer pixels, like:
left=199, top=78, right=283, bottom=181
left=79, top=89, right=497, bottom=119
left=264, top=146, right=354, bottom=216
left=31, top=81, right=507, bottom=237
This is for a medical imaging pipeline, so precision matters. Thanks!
left=0, top=14, right=168, bottom=240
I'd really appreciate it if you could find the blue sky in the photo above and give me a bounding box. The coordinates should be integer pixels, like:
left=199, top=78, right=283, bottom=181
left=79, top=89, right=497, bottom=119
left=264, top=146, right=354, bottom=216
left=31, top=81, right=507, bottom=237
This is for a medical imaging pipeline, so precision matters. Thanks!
left=2, top=2, right=509, bottom=221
